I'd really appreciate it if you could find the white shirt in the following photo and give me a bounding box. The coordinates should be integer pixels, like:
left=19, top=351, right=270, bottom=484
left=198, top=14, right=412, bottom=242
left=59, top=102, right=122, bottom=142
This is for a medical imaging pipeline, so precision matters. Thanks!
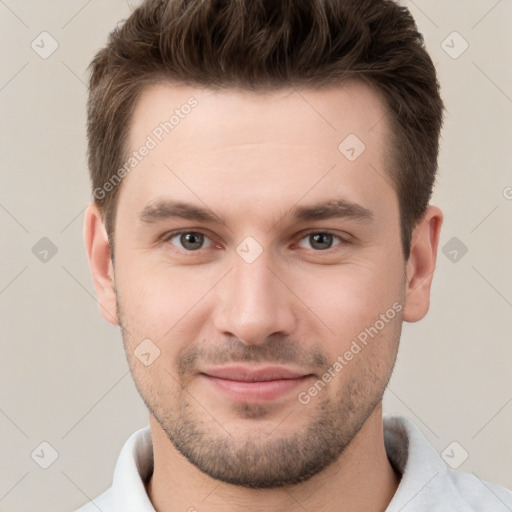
left=74, top=414, right=512, bottom=511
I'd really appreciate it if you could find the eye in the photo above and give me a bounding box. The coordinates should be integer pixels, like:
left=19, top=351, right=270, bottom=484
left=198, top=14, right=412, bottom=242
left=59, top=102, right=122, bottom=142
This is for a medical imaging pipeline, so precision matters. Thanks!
left=162, top=230, right=347, bottom=254
left=165, top=231, right=216, bottom=251
left=297, top=232, right=343, bottom=251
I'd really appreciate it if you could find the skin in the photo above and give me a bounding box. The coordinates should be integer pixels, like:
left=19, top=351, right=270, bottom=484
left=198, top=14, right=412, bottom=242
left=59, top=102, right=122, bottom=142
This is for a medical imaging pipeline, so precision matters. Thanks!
left=84, top=81, right=443, bottom=511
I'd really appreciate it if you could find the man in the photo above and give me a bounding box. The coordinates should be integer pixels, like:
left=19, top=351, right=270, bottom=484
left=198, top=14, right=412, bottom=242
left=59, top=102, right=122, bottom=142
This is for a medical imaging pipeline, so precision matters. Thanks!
left=78, top=0, right=512, bottom=510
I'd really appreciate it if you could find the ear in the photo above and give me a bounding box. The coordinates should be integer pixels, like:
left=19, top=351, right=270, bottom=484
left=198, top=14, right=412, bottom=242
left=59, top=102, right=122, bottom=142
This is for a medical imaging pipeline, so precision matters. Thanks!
left=83, top=203, right=119, bottom=326
left=403, top=205, right=443, bottom=323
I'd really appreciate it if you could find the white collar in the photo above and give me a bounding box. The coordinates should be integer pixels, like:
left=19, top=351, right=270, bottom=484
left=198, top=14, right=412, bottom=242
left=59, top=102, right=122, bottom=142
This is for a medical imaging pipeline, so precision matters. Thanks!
left=85, top=414, right=511, bottom=511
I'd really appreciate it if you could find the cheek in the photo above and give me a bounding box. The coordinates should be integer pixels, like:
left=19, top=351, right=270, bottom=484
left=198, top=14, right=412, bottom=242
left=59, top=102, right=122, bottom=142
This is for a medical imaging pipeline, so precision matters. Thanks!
left=115, top=259, right=214, bottom=350
left=291, top=259, right=403, bottom=342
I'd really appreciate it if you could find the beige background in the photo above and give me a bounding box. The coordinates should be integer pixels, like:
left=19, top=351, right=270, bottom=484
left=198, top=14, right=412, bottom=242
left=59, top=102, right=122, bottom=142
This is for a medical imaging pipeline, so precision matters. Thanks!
left=0, top=0, right=511, bottom=510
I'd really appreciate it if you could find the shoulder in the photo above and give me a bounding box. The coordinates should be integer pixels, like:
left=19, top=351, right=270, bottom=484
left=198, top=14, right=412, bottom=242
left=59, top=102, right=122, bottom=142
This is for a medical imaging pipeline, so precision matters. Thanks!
left=72, top=426, right=153, bottom=512
left=383, top=414, right=512, bottom=510
left=442, top=469, right=512, bottom=509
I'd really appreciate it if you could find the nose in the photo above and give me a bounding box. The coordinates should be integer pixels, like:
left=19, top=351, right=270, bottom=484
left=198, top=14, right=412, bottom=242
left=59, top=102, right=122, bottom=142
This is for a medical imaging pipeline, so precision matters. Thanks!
left=212, top=250, right=297, bottom=346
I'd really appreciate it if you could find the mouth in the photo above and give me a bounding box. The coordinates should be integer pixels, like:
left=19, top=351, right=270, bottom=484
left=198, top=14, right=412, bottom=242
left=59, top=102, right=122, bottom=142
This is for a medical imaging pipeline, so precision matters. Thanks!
left=199, top=365, right=315, bottom=403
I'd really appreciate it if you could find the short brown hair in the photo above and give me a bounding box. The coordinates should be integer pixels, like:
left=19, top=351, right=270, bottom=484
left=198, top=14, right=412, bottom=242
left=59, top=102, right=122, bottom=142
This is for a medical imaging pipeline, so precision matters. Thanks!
left=87, top=0, right=444, bottom=259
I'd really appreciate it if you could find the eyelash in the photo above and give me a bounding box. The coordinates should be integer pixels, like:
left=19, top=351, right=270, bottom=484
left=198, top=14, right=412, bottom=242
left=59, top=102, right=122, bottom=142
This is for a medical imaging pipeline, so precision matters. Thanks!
left=160, top=229, right=349, bottom=254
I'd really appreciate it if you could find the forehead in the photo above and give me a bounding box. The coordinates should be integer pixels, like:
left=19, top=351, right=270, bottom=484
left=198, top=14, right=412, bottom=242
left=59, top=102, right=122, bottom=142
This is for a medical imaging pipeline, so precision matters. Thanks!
left=129, top=80, right=389, bottom=154
left=117, top=81, right=396, bottom=230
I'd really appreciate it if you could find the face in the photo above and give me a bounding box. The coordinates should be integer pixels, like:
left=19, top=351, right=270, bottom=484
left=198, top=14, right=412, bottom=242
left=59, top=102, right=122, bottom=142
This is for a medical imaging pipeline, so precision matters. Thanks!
left=105, top=82, right=409, bottom=487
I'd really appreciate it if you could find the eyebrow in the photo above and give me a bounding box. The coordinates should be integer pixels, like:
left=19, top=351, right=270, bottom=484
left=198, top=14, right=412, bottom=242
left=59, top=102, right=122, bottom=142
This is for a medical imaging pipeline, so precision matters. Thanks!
left=139, top=198, right=374, bottom=226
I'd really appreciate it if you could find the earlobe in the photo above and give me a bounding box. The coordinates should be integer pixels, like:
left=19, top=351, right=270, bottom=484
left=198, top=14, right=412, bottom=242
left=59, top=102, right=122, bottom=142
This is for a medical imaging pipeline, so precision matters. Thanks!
left=83, top=203, right=119, bottom=326
left=402, top=206, right=443, bottom=323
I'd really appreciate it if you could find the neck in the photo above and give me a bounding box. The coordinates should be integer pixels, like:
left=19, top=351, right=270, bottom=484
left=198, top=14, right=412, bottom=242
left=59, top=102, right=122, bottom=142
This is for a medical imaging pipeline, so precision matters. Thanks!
left=146, top=404, right=401, bottom=512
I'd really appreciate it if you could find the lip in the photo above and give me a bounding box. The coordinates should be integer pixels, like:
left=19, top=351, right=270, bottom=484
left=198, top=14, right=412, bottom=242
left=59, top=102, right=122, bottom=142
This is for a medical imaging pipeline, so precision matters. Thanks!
left=202, top=365, right=309, bottom=382
left=200, top=365, right=314, bottom=403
